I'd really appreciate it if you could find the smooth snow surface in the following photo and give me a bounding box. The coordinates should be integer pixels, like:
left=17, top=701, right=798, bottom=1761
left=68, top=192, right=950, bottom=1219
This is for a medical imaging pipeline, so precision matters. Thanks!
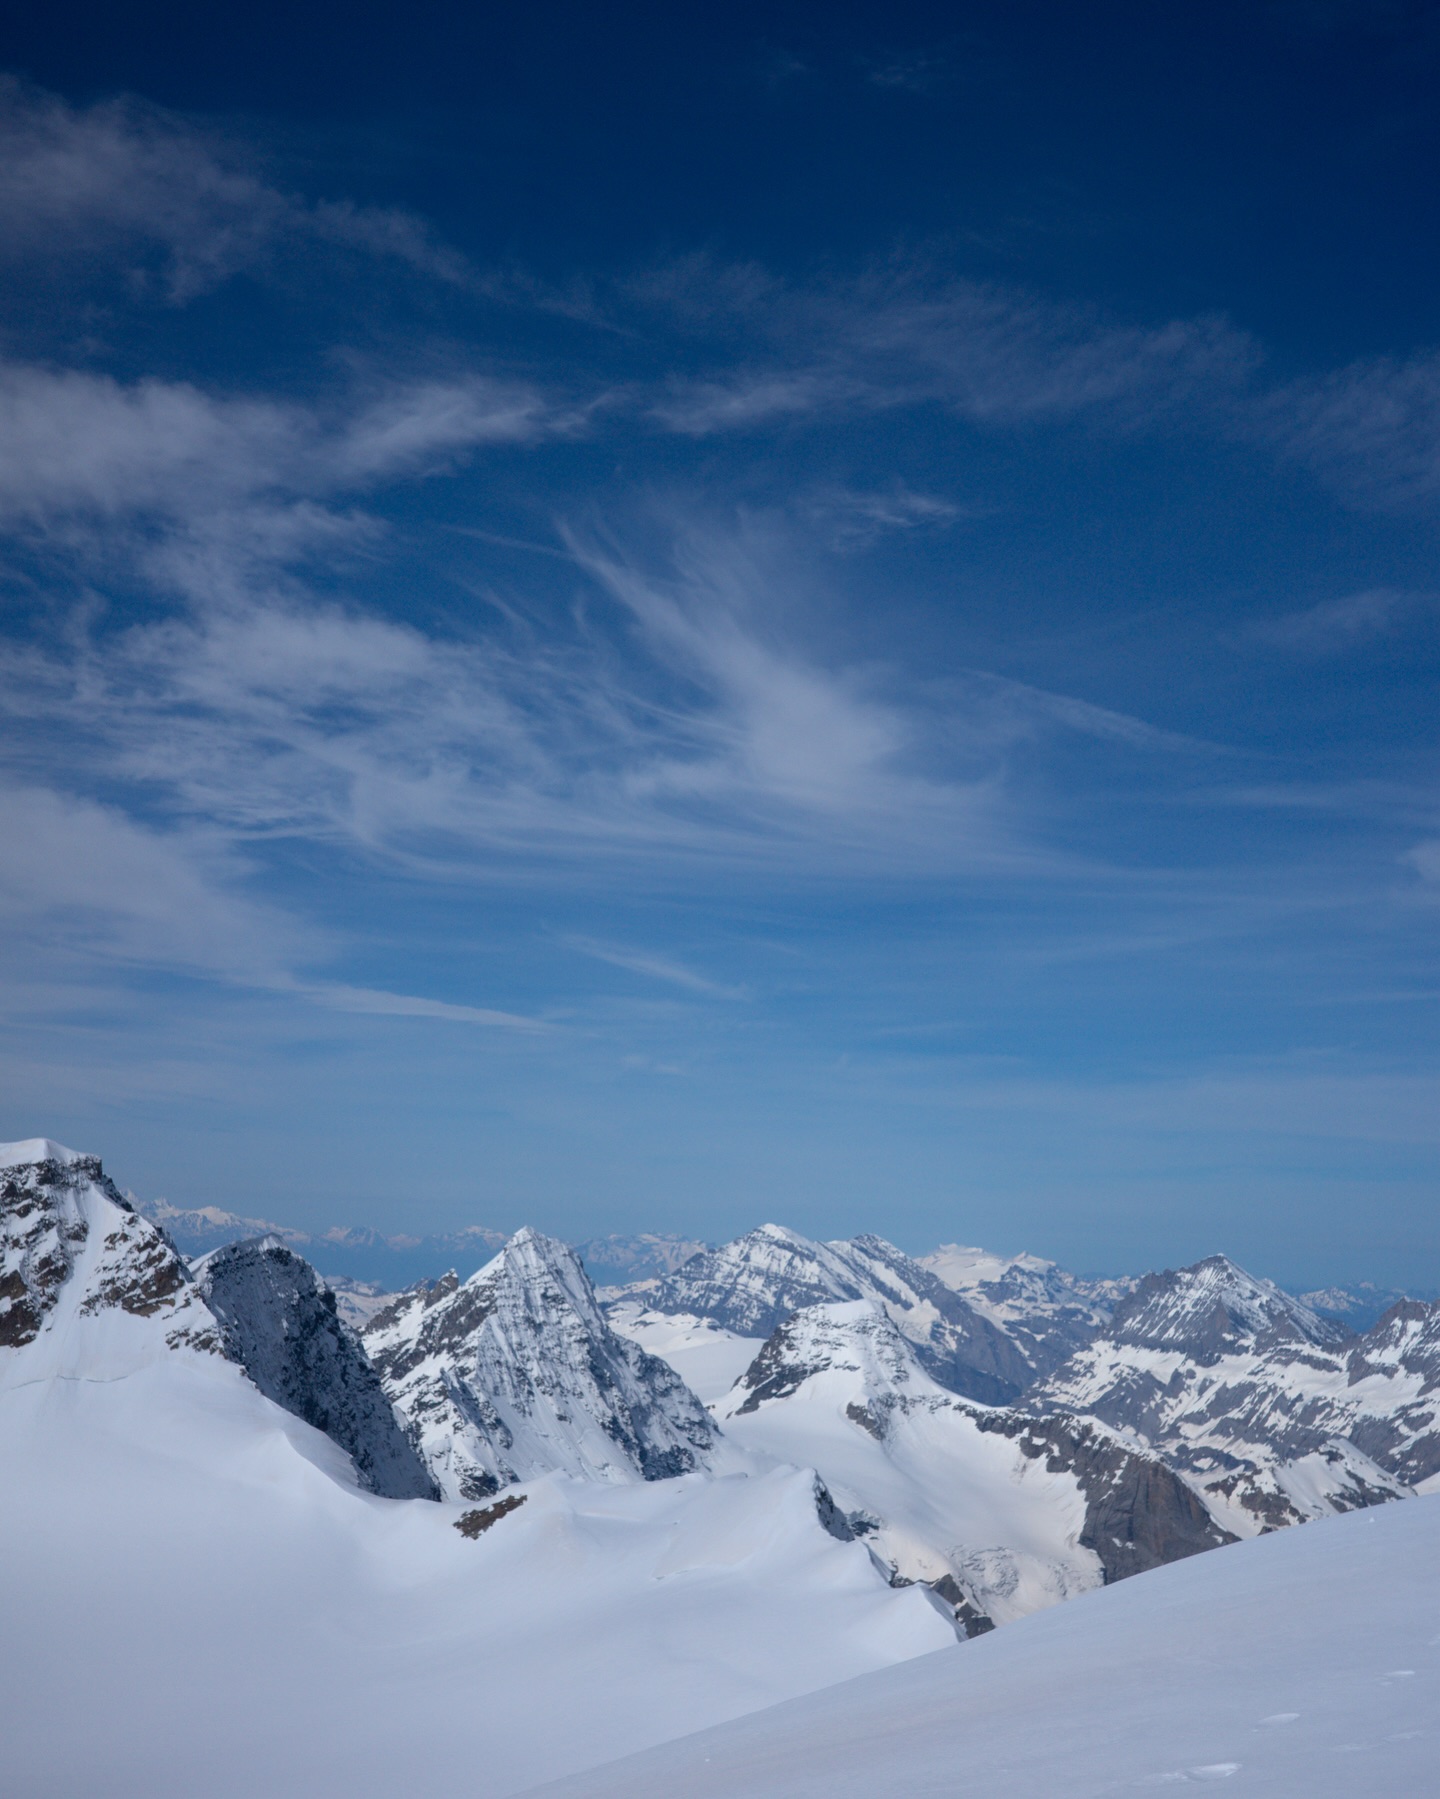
left=1, top=1325, right=951, bottom=1798
left=607, top=1299, right=765, bottom=1402
left=521, top=1492, right=1440, bottom=1799
left=715, top=1300, right=1103, bottom=1622
left=0, top=1136, right=81, bottom=1167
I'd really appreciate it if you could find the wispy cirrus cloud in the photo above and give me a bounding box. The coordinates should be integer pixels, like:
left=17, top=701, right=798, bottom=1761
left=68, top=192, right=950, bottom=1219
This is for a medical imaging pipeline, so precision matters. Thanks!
left=0, top=360, right=559, bottom=530
left=1263, top=351, right=1440, bottom=507
left=1246, top=587, right=1434, bottom=652
left=563, top=937, right=743, bottom=997
left=636, top=260, right=1260, bottom=436
left=2, top=496, right=1208, bottom=909
left=0, top=75, right=470, bottom=299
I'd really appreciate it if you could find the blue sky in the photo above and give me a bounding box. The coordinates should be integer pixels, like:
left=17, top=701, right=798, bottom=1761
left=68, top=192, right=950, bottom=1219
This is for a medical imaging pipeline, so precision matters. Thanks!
left=1, top=3, right=1438, bottom=1286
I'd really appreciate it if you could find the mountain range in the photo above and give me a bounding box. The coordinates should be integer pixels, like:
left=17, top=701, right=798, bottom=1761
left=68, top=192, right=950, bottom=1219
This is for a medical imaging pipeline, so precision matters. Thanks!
left=6, top=1136, right=1439, bottom=1795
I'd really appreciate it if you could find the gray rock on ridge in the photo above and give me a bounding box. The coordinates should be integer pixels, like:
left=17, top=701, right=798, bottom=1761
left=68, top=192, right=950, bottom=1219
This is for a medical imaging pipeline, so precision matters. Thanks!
left=1027, top=1253, right=1423, bottom=1531
left=718, top=1299, right=1232, bottom=1635
left=365, top=1227, right=721, bottom=1500
left=647, top=1223, right=1034, bottom=1404
left=196, top=1237, right=439, bottom=1501
left=920, top=1245, right=1129, bottom=1378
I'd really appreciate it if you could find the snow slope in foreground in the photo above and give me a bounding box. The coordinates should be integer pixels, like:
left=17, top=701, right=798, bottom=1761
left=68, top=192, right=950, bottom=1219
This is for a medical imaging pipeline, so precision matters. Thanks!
left=0, top=1359, right=951, bottom=1799
left=521, top=1491, right=1440, bottom=1798
left=0, top=1144, right=955, bottom=1799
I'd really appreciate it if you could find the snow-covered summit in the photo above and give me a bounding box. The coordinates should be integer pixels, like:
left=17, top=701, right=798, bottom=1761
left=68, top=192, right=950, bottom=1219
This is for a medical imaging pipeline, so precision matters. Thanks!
left=0, top=1137, right=85, bottom=1169
left=920, top=1241, right=1133, bottom=1375
left=646, top=1224, right=1033, bottom=1403
left=365, top=1226, right=721, bottom=1499
left=1110, top=1253, right=1351, bottom=1357
left=0, top=1143, right=214, bottom=1361
left=1029, top=1253, right=1421, bottom=1533
left=715, top=1298, right=1229, bottom=1631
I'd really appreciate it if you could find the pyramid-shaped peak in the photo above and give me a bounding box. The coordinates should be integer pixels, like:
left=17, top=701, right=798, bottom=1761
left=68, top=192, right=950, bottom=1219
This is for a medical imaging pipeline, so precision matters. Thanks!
left=466, top=1226, right=596, bottom=1299
left=1112, top=1253, right=1349, bottom=1355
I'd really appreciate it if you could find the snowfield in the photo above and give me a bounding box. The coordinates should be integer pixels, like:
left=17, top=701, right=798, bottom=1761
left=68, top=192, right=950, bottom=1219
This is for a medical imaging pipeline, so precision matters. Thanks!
left=0, top=1356, right=952, bottom=1798
left=520, top=1489, right=1440, bottom=1798
left=0, top=1142, right=954, bottom=1798
left=7, top=1138, right=1440, bottom=1798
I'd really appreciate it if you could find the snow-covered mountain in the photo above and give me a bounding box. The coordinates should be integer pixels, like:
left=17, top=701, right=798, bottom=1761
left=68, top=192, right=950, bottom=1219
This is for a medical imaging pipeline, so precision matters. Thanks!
left=364, top=1227, right=722, bottom=1499
left=1027, top=1254, right=1428, bottom=1531
left=526, top=1487, right=1440, bottom=1799
left=714, top=1298, right=1230, bottom=1631
left=1297, top=1279, right=1423, bottom=1331
left=577, top=1232, right=713, bottom=1285
left=920, top=1242, right=1134, bottom=1375
left=0, top=1140, right=436, bottom=1499
left=643, top=1223, right=1035, bottom=1403
left=2, top=1138, right=221, bottom=1358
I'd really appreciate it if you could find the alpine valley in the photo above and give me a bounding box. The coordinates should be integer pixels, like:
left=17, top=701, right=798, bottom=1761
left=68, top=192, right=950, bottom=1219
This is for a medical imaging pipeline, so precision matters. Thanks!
left=5, top=1139, right=1439, bottom=1798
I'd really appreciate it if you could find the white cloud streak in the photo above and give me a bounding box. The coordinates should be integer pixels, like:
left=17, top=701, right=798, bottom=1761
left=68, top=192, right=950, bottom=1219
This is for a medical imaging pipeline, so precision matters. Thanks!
left=564, top=937, right=742, bottom=996
left=0, top=76, right=470, bottom=298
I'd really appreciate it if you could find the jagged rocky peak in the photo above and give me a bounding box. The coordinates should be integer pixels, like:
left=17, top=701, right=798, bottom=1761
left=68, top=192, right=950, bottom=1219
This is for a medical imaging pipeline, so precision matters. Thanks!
left=718, top=1298, right=1232, bottom=1633
left=1111, top=1254, right=1352, bottom=1358
left=648, top=1223, right=1033, bottom=1405
left=195, top=1237, right=438, bottom=1501
left=364, top=1226, right=721, bottom=1501
left=1, top=1138, right=210, bottom=1352
left=650, top=1223, right=866, bottom=1337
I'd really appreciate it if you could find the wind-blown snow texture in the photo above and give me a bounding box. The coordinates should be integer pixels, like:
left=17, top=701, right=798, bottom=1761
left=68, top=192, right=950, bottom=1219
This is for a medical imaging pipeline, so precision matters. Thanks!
left=520, top=1491, right=1440, bottom=1799
left=364, top=1227, right=721, bottom=1498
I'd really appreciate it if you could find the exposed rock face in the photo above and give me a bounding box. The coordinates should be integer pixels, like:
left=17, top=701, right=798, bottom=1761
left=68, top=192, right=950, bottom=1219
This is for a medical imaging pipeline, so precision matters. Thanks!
left=920, top=1244, right=1132, bottom=1378
left=1028, top=1254, right=1419, bottom=1532
left=716, top=1299, right=1229, bottom=1633
left=1333, top=1300, right=1440, bottom=1487
left=1, top=1140, right=218, bottom=1356
left=1110, top=1256, right=1353, bottom=1358
left=1, top=1142, right=436, bottom=1500
left=1, top=1144, right=105, bottom=1347
left=196, top=1238, right=438, bottom=1501
left=965, top=1410, right=1235, bottom=1584
left=364, top=1228, right=720, bottom=1500
left=649, top=1224, right=1033, bottom=1404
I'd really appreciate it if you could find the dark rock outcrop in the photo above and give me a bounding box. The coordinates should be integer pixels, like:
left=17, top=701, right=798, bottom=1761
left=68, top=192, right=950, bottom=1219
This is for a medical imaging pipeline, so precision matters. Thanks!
left=197, top=1237, right=439, bottom=1501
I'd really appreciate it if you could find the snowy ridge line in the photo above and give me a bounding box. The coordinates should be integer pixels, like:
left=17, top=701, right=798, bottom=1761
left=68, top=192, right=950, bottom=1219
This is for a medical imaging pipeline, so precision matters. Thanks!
left=9, top=1137, right=1440, bottom=1640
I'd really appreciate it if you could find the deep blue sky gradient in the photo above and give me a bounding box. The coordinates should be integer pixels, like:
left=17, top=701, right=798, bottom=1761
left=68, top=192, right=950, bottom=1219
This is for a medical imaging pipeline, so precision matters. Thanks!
left=0, top=1, right=1437, bottom=1286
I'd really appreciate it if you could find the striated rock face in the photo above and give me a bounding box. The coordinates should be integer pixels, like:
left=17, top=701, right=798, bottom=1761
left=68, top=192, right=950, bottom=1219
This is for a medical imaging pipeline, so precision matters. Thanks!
left=964, top=1409, right=1234, bottom=1586
left=1109, top=1256, right=1352, bottom=1359
left=364, top=1227, right=720, bottom=1500
left=1333, top=1300, right=1440, bottom=1487
left=196, top=1238, right=438, bottom=1501
left=716, top=1299, right=1230, bottom=1634
left=1027, top=1254, right=1423, bottom=1533
left=648, top=1224, right=1033, bottom=1404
